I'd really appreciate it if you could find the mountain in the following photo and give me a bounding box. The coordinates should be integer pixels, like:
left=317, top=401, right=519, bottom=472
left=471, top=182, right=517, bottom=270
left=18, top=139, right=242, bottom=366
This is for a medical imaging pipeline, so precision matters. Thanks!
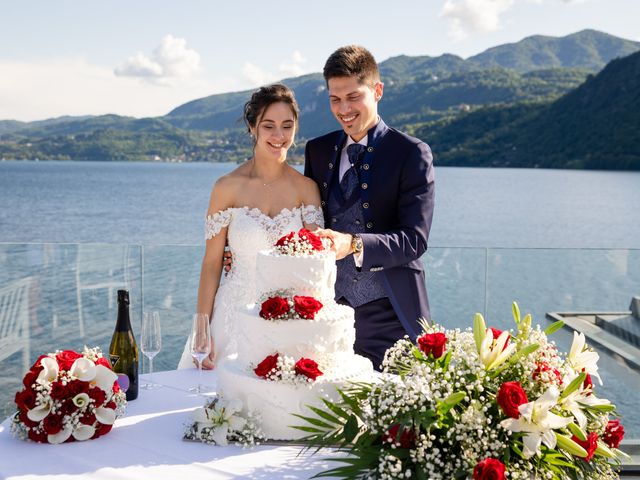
left=1, top=29, right=638, bottom=167
left=468, top=29, right=640, bottom=71
left=420, top=50, right=640, bottom=170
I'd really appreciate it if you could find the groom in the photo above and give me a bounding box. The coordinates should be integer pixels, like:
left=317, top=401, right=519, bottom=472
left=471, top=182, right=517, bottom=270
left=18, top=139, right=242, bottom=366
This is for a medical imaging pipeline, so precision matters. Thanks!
left=305, top=45, right=435, bottom=370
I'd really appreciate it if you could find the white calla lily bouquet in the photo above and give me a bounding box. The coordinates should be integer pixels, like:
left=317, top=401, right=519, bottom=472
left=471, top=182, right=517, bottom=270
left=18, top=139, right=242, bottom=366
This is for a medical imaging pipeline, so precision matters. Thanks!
left=296, top=303, right=627, bottom=480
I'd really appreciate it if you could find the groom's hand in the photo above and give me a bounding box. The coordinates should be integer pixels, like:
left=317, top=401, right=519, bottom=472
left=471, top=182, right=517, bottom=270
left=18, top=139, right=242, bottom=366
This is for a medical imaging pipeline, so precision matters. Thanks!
left=316, top=229, right=353, bottom=260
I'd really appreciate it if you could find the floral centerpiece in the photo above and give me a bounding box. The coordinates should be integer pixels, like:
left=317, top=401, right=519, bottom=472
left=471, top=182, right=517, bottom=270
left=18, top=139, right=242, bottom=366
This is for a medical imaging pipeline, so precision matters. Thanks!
left=296, top=303, right=627, bottom=479
left=275, top=228, right=325, bottom=256
left=184, top=395, right=263, bottom=446
left=11, top=346, right=126, bottom=444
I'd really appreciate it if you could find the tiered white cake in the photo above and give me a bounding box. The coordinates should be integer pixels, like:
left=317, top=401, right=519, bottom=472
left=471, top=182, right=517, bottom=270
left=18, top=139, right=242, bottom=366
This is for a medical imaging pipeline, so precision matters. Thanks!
left=216, top=248, right=375, bottom=440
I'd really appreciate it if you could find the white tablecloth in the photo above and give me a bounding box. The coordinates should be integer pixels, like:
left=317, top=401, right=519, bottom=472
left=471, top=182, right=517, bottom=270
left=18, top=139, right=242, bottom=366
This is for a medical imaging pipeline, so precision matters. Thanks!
left=0, top=369, right=341, bottom=480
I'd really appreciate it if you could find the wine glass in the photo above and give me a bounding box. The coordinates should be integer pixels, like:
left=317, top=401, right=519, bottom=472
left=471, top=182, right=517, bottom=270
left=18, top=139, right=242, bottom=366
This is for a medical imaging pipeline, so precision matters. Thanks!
left=189, top=313, right=211, bottom=394
left=141, top=311, right=162, bottom=389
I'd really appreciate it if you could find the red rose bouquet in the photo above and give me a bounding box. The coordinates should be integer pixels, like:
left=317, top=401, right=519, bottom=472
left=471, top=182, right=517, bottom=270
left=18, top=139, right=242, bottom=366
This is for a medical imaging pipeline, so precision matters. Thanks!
left=11, top=347, right=126, bottom=444
left=297, top=303, right=627, bottom=479
left=275, top=228, right=325, bottom=256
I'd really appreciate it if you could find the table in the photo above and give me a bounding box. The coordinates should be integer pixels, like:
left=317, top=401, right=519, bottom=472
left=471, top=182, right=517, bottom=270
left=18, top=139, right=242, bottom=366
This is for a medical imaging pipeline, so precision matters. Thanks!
left=0, top=369, right=341, bottom=480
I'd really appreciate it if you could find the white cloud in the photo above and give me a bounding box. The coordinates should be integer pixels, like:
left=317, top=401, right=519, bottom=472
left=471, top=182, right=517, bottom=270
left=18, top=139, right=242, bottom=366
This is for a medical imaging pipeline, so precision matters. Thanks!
left=115, top=35, right=201, bottom=84
left=242, top=62, right=276, bottom=86
left=440, top=0, right=514, bottom=40
left=242, top=51, right=310, bottom=86
left=0, top=57, right=233, bottom=121
left=279, top=50, right=308, bottom=77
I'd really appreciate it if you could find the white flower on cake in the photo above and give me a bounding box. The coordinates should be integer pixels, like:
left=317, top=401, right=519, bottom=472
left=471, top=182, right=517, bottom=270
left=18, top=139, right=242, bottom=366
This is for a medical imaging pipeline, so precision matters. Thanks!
left=274, top=228, right=325, bottom=256
left=184, top=395, right=263, bottom=446
left=253, top=352, right=324, bottom=385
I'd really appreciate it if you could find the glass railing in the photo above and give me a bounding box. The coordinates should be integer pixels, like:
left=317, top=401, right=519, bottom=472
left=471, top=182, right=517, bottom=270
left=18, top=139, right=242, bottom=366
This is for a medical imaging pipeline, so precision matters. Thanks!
left=1, top=243, right=639, bottom=443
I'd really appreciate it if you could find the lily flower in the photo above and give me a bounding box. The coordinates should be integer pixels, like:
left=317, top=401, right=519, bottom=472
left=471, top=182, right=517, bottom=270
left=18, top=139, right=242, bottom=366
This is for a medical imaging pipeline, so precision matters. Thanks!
left=93, top=364, right=118, bottom=393
left=193, top=398, right=246, bottom=446
left=69, top=357, right=96, bottom=382
left=560, top=386, right=611, bottom=430
left=479, top=328, right=516, bottom=370
left=37, top=357, right=59, bottom=383
left=500, top=387, right=572, bottom=458
left=568, top=332, right=602, bottom=385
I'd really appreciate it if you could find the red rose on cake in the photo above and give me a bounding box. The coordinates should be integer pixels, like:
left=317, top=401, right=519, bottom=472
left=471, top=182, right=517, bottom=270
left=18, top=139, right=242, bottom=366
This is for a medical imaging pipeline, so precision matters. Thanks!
left=259, top=297, right=290, bottom=319
left=294, top=358, right=323, bottom=381
left=274, top=228, right=324, bottom=255
left=254, top=353, right=280, bottom=378
left=293, top=296, right=323, bottom=319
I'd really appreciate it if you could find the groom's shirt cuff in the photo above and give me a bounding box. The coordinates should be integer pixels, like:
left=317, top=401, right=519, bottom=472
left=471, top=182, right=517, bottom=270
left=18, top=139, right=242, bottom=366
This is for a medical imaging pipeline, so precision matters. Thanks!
left=353, top=249, right=364, bottom=268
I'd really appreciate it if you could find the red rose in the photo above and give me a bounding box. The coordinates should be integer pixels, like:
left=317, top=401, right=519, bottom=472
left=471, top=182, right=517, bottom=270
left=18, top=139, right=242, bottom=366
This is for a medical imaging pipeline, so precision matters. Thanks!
left=105, top=401, right=117, bottom=410
left=254, top=354, right=280, bottom=378
left=259, top=297, right=290, bottom=319
left=30, top=355, right=48, bottom=373
left=50, top=381, right=69, bottom=400
left=22, top=370, right=39, bottom=389
left=473, top=458, right=506, bottom=480
left=294, top=358, right=323, bottom=381
left=66, top=379, right=90, bottom=397
left=298, top=228, right=324, bottom=251
left=532, top=363, right=563, bottom=384
left=15, top=388, right=37, bottom=412
left=382, top=424, right=416, bottom=448
left=583, top=373, right=593, bottom=394
left=572, top=432, right=598, bottom=461
left=95, top=357, right=112, bottom=369
left=28, top=428, right=48, bottom=443
left=56, top=350, right=83, bottom=370
left=96, top=422, right=113, bottom=437
left=80, top=412, right=97, bottom=425
left=293, top=296, right=323, bottom=319
left=18, top=410, right=39, bottom=428
left=603, top=419, right=625, bottom=449
left=112, top=381, right=121, bottom=394
left=417, top=332, right=447, bottom=359
left=59, top=398, right=77, bottom=416
left=275, top=232, right=295, bottom=247
left=497, top=381, right=529, bottom=419
left=43, top=414, right=64, bottom=435
left=88, top=386, right=107, bottom=405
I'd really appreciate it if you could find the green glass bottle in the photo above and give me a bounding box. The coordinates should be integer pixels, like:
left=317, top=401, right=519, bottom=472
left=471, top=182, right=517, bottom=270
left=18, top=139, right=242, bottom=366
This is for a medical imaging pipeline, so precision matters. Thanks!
left=109, top=289, right=139, bottom=400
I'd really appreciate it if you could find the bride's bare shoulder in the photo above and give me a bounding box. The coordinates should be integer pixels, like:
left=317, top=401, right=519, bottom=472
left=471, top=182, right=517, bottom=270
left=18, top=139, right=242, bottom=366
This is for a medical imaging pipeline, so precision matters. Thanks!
left=289, top=168, right=321, bottom=203
left=208, top=162, right=252, bottom=211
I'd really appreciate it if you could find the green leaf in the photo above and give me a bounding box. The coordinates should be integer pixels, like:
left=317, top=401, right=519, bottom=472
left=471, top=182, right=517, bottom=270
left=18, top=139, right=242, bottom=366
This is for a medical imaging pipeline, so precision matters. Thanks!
left=584, top=403, right=615, bottom=412
left=291, top=413, right=334, bottom=430
left=474, top=312, right=487, bottom=352
left=439, top=391, right=466, bottom=413
left=321, top=398, right=351, bottom=420
left=305, top=405, right=342, bottom=426
left=544, top=320, right=565, bottom=336
left=290, top=425, right=325, bottom=433
left=343, top=414, right=359, bottom=443
left=512, top=302, right=521, bottom=325
left=508, top=343, right=540, bottom=364
left=559, top=372, right=587, bottom=400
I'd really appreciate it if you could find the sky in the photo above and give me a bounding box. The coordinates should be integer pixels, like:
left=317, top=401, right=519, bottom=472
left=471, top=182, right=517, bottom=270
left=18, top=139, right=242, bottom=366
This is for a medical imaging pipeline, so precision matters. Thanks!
left=1, top=0, right=638, bottom=122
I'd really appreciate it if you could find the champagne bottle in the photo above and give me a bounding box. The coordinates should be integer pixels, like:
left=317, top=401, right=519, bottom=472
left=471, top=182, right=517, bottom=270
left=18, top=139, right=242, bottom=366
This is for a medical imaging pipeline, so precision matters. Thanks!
left=109, top=289, right=139, bottom=401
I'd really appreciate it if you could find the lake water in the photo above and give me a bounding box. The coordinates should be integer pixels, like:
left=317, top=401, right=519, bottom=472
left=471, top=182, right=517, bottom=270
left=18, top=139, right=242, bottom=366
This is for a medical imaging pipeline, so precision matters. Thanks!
left=1, top=160, right=639, bottom=248
left=1, top=160, right=640, bottom=435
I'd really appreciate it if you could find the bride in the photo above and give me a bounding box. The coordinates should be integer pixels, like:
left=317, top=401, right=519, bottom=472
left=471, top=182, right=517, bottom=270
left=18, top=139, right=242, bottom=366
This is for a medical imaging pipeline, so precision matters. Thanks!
left=178, top=83, right=324, bottom=369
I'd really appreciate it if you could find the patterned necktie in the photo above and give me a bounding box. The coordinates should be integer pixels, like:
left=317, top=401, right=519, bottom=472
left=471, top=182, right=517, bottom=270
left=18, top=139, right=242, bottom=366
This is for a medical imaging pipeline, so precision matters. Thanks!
left=340, top=143, right=366, bottom=200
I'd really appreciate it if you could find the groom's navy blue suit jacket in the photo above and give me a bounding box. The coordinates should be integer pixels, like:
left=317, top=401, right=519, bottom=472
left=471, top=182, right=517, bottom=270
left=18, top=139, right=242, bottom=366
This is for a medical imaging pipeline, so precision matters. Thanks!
left=304, top=119, right=435, bottom=339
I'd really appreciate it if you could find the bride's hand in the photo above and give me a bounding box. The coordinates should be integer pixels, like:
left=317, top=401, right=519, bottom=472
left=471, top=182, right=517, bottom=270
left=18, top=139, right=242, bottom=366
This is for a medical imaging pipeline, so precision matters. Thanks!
left=201, top=352, right=215, bottom=370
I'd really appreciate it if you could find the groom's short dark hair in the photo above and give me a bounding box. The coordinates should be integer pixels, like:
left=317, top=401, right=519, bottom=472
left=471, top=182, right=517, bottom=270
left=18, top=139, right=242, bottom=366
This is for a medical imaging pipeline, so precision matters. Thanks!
left=323, top=45, right=380, bottom=86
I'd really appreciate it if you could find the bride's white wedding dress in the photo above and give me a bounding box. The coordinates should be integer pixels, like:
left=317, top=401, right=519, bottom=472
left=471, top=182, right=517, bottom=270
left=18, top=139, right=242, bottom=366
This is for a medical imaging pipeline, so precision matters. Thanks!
left=177, top=204, right=324, bottom=369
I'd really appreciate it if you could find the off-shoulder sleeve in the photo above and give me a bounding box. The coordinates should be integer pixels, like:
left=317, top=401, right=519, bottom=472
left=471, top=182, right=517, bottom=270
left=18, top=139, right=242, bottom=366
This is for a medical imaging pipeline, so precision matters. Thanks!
left=205, top=209, right=232, bottom=239
left=301, top=204, right=324, bottom=228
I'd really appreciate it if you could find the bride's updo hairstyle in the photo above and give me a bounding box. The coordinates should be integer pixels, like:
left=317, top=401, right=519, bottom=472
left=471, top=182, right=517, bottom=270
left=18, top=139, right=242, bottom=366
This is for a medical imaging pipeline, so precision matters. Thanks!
left=243, top=83, right=299, bottom=140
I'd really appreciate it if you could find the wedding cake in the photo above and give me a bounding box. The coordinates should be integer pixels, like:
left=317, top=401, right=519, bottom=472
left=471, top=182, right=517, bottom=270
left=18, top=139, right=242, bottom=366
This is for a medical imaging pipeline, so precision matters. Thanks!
left=215, top=229, right=375, bottom=440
